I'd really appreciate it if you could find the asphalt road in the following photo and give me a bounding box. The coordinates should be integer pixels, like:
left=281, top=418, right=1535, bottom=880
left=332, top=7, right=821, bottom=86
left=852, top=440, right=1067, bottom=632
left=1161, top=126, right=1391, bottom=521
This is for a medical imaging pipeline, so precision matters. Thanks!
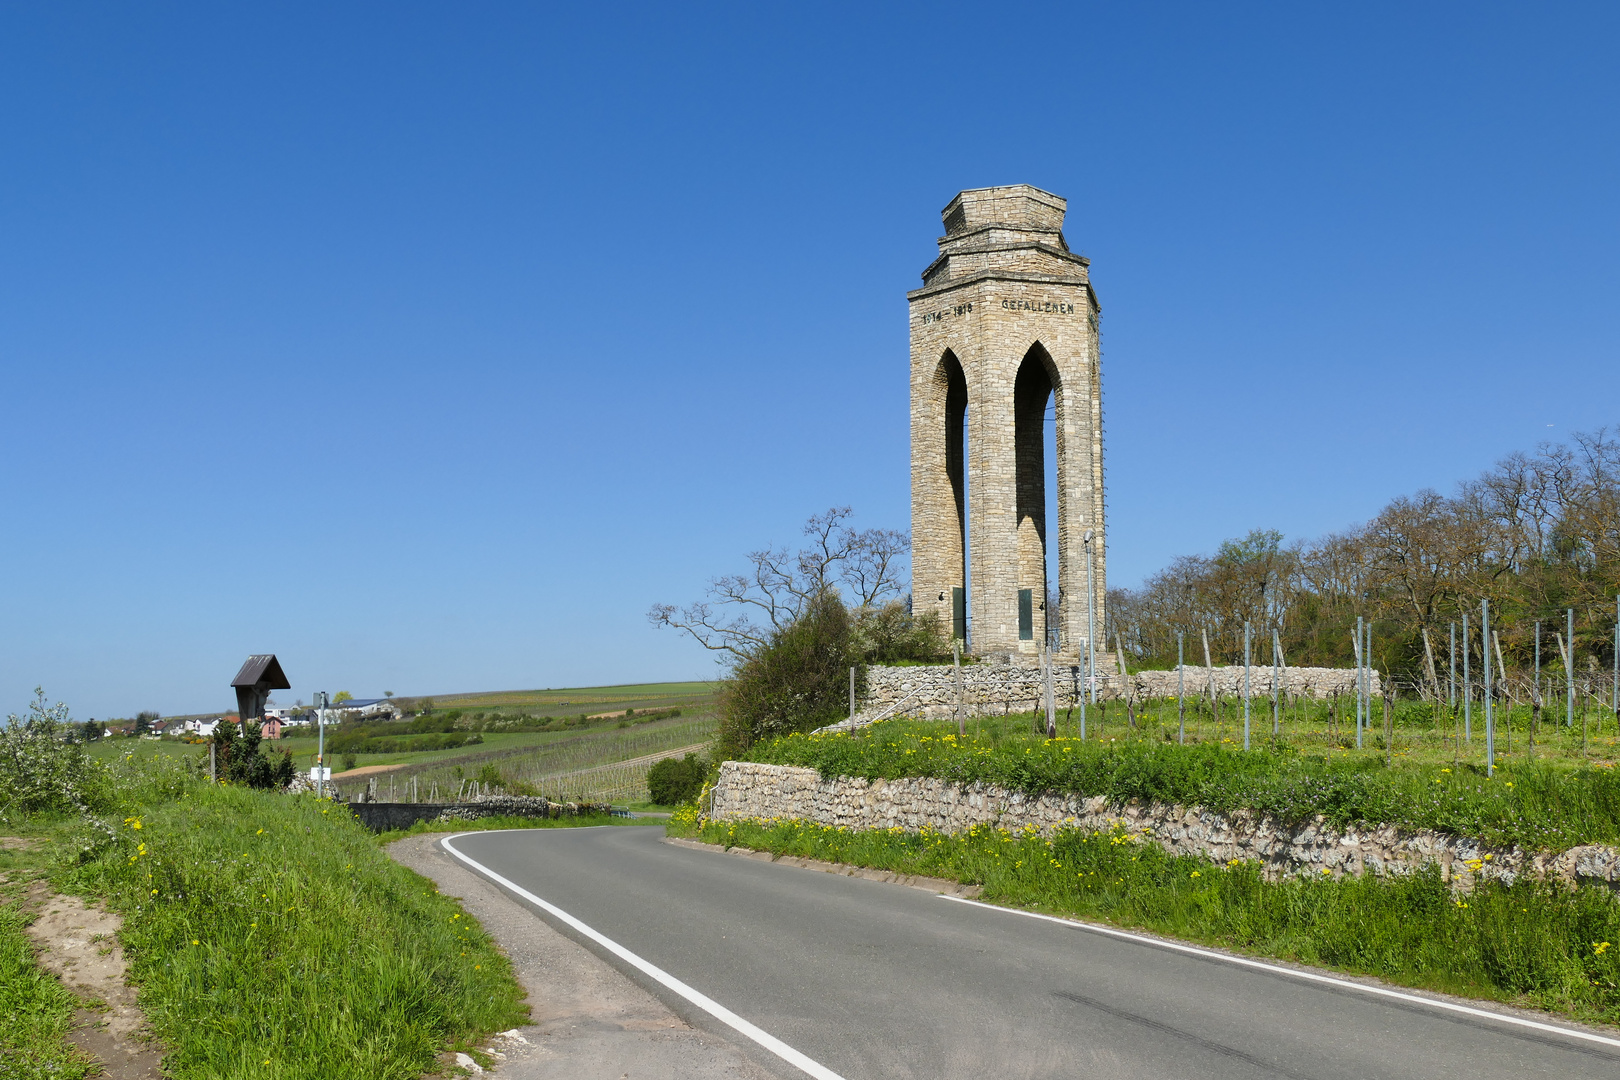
left=445, top=827, right=1620, bottom=1080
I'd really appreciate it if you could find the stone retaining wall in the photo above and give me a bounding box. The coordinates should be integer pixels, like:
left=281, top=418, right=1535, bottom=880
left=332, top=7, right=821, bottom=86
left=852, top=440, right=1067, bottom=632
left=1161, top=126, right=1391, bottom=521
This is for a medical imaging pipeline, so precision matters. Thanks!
left=861, top=663, right=1379, bottom=722
left=710, top=760, right=1620, bottom=892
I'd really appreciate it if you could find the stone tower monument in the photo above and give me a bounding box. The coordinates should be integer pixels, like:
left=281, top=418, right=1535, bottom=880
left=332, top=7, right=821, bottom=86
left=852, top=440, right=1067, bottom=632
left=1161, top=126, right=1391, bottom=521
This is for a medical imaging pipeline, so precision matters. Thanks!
left=909, top=185, right=1104, bottom=661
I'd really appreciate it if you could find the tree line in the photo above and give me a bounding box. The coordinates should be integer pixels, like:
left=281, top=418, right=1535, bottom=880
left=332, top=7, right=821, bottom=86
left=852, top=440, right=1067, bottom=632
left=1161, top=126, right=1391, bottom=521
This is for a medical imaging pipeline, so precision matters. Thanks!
left=1109, top=427, right=1620, bottom=690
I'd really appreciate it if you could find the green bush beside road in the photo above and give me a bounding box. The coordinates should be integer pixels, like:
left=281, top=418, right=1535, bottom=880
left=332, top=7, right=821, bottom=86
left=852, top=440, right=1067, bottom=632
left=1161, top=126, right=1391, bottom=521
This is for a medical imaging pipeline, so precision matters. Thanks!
left=647, top=752, right=707, bottom=806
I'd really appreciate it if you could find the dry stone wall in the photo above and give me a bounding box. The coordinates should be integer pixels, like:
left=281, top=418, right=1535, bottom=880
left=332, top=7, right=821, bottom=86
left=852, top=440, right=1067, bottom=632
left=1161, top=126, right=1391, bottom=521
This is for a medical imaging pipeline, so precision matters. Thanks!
left=860, top=662, right=1379, bottom=723
left=710, top=761, right=1620, bottom=893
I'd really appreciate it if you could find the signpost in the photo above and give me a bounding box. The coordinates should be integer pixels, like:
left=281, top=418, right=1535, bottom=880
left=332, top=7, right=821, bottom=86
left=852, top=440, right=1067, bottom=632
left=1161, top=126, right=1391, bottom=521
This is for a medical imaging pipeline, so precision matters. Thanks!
left=314, top=691, right=330, bottom=795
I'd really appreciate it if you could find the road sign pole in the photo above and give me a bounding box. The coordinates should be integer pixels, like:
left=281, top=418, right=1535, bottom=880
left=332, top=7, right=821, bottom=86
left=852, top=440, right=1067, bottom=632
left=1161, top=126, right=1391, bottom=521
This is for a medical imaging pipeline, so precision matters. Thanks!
left=316, top=691, right=328, bottom=795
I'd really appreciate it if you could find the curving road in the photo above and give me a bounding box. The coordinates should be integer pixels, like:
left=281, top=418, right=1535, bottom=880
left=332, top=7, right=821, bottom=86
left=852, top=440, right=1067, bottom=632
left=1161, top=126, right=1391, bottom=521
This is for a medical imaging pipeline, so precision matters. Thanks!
left=443, top=826, right=1620, bottom=1080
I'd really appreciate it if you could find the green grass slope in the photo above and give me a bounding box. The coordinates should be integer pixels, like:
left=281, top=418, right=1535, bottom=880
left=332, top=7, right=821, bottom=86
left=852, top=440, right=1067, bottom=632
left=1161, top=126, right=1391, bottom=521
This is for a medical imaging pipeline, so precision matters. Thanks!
left=61, top=784, right=527, bottom=1080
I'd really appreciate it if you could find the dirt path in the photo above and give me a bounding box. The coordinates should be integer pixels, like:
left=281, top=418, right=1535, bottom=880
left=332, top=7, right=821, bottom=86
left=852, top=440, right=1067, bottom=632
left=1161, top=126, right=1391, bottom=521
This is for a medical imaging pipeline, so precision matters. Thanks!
left=334, top=761, right=410, bottom=780
left=24, top=889, right=164, bottom=1080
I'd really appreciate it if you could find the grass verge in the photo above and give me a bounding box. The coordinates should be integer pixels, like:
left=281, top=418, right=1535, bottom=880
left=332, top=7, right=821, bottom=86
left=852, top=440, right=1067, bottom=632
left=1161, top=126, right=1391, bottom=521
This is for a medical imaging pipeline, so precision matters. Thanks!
left=58, top=782, right=528, bottom=1079
left=678, top=814, right=1620, bottom=1026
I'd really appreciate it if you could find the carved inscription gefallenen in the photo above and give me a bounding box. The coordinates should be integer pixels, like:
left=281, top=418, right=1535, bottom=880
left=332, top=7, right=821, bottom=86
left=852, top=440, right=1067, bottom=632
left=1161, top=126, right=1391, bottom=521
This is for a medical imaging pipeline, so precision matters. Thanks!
left=1000, top=298, right=1077, bottom=314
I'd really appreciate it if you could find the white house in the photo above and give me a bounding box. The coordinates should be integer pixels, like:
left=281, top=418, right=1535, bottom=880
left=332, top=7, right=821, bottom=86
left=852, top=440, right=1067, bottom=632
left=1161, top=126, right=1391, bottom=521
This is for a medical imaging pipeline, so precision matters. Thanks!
left=330, top=698, right=400, bottom=721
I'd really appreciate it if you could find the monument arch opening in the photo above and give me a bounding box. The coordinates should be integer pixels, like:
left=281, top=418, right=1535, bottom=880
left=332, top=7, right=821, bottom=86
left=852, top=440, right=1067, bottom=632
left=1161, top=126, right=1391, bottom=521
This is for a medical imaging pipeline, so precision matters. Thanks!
left=1014, top=342, right=1057, bottom=646
left=924, top=349, right=970, bottom=644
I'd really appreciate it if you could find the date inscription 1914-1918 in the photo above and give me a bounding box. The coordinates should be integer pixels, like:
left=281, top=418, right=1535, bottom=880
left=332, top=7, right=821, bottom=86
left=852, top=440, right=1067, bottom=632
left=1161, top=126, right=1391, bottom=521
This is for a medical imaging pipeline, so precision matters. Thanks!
left=921, top=302, right=974, bottom=325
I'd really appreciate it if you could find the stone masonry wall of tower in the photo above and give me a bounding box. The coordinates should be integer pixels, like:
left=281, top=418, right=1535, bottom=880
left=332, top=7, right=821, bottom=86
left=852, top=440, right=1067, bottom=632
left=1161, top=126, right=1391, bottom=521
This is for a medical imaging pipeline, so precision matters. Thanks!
left=908, top=185, right=1104, bottom=662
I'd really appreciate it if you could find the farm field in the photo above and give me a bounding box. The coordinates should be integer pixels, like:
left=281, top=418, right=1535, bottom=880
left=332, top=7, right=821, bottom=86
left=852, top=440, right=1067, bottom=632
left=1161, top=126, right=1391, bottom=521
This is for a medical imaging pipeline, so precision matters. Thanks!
left=79, top=681, right=722, bottom=805
left=84, top=739, right=198, bottom=763
left=333, top=714, right=717, bottom=803
left=84, top=728, right=618, bottom=774
left=419, top=681, right=716, bottom=715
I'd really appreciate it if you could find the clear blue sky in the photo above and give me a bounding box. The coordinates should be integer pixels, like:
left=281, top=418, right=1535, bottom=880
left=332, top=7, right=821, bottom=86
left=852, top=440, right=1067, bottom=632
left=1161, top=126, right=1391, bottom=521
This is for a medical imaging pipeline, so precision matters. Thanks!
left=3, top=4, right=1616, bottom=719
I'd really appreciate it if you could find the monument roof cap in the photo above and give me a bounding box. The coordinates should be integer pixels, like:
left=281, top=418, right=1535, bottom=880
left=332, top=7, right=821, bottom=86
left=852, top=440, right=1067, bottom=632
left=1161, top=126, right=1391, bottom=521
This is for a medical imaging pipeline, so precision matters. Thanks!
left=942, top=185, right=1066, bottom=237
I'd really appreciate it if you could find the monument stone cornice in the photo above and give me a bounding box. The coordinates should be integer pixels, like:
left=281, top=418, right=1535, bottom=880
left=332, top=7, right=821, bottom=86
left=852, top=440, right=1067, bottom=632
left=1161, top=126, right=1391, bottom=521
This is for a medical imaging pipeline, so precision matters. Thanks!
left=919, top=240, right=1091, bottom=284
left=907, top=270, right=1100, bottom=310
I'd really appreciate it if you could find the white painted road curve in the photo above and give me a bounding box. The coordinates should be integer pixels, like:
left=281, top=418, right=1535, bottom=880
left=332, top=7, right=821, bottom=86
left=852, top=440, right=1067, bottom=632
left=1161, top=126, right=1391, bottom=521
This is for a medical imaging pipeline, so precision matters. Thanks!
left=444, top=827, right=1620, bottom=1080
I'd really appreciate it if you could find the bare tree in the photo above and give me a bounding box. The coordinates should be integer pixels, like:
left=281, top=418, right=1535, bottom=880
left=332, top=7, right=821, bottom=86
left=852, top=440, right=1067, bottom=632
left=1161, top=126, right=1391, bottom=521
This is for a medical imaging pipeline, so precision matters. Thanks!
left=844, top=527, right=909, bottom=608
left=649, top=508, right=910, bottom=662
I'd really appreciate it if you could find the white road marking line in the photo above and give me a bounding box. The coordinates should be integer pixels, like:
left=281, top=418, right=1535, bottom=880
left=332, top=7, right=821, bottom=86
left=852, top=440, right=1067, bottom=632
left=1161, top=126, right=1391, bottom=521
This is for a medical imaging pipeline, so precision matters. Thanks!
left=940, top=894, right=1620, bottom=1051
left=440, top=833, right=849, bottom=1080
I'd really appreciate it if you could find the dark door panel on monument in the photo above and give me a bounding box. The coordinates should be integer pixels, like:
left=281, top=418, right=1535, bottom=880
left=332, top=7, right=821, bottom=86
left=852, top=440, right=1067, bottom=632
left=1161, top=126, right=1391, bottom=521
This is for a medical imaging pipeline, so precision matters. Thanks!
left=1018, top=589, right=1034, bottom=641
left=952, top=587, right=966, bottom=643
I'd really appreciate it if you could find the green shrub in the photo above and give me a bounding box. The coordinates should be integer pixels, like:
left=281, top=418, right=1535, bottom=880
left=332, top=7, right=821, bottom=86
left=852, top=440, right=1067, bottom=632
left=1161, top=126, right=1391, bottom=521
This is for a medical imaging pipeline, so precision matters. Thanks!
left=647, top=753, right=707, bottom=806
left=0, top=689, right=114, bottom=824
left=852, top=601, right=953, bottom=665
left=332, top=731, right=483, bottom=755
left=716, top=589, right=862, bottom=761
left=212, top=719, right=294, bottom=789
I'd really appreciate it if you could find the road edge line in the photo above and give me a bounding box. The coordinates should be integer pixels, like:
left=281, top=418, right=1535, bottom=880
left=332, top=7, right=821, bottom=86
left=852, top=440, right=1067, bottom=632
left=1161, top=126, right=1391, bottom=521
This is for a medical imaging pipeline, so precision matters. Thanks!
left=438, top=832, right=849, bottom=1080
left=939, top=894, right=1620, bottom=1051
left=663, top=836, right=984, bottom=899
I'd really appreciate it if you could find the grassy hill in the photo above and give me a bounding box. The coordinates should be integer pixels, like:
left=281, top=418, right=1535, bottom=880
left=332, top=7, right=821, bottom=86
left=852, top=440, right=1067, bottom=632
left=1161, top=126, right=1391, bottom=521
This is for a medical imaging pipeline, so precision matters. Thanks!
left=415, top=681, right=716, bottom=715
left=87, top=681, right=722, bottom=806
